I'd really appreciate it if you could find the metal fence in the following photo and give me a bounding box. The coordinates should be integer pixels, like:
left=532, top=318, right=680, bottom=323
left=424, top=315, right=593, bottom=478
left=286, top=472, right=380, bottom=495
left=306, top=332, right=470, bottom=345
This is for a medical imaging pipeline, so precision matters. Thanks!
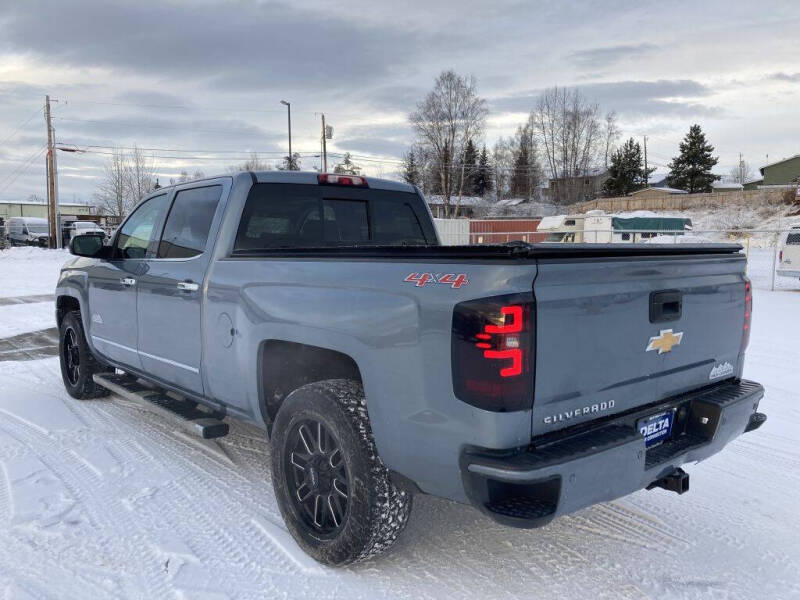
left=434, top=226, right=800, bottom=292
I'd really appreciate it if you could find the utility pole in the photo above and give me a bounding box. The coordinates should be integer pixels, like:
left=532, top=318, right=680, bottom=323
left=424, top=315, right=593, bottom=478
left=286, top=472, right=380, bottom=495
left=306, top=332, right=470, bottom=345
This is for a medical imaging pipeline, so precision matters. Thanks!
left=280, top=100, right=292, bottom=169
left=321, top=113, right=328, bottom=173
left=643, top=135, right=649, bottom=188
left=44, top=95, right=58, bottom=248
left=739, top=153, right=744, bottom=184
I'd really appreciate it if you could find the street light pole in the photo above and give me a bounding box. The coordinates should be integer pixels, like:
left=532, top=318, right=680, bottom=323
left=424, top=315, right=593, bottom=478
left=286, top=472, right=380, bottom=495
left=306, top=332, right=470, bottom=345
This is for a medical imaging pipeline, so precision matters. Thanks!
left=280, top=100, right=292, bottom=169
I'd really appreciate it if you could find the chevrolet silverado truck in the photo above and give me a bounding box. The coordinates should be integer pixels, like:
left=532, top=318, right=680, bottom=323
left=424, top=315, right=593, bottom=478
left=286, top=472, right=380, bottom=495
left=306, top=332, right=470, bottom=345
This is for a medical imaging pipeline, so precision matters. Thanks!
left=56, top=171, right=766, bottom=566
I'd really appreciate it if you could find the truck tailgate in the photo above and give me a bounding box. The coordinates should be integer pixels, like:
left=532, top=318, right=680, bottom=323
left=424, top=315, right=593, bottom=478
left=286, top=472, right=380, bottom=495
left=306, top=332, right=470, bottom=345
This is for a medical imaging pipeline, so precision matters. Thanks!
left=531, top=253, right=747, bottom=437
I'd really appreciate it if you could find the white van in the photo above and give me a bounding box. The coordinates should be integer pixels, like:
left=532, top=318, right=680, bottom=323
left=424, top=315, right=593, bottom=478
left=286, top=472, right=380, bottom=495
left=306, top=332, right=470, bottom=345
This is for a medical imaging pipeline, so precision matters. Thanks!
left=777, top=226, right=800, bottom=279
left=6, top=216, right=50, bottom=246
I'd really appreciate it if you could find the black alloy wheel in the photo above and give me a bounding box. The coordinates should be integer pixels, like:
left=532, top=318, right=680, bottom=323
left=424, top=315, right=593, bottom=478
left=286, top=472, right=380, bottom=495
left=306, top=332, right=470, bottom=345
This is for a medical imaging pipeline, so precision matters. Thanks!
left=284, top=418, right=350, bottom=535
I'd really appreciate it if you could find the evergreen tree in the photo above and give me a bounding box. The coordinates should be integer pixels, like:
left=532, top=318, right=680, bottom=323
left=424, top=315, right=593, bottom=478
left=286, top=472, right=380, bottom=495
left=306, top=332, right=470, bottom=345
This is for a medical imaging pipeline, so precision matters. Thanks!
left=666, top=124, right=720, bottom=193
left=279, top=153, right=301, bottom=171
left=333, top=152, right=362, bottom=176
left=509, top=123, right=541, bottom=200
left=473, top=145, right=493, bottom=197
left=461, top=139, right=479, bottom=196
left=402, top=150, right=421, bottom=187
left=602, top=137, right=655, bottom=196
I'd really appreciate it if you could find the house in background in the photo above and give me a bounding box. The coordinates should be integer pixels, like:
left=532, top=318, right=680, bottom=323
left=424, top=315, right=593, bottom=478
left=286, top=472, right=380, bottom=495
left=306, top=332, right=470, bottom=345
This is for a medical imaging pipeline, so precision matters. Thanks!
left=426, top=195, right=484, bottom=218
left=629, top=186, right=688, bottom=200
left=712, top=180, right=744, bottom=192
left=547, top=169, right=609, bottom=204
left=743, top=178, right=763, bottom=190
left=759, top=154, right=800, bottom=186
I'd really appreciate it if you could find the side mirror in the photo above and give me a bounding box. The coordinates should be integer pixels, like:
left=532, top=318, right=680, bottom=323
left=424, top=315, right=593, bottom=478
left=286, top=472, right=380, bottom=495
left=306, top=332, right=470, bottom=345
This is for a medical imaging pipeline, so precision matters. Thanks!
left=70, top=234, right=110, bottom=258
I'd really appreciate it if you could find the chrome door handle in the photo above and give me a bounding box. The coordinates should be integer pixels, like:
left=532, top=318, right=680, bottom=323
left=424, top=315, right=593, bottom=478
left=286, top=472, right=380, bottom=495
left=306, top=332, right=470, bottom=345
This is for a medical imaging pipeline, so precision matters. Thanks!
left=120, top=277, right=136, bottom=287
left=177, top=281, right=199, bottom=292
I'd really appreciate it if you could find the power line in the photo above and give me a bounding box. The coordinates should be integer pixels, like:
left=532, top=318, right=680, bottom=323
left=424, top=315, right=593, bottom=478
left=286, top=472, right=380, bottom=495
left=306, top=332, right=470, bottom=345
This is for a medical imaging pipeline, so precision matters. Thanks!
left=0, top=145, right=47, bottom=194
left=53, top=117, right=271, bottom=136
left=63, top=99, right=320, bottom=115
left=0, top=106, right=44, bottom=147
left=58, top=142, right=314, bottom=155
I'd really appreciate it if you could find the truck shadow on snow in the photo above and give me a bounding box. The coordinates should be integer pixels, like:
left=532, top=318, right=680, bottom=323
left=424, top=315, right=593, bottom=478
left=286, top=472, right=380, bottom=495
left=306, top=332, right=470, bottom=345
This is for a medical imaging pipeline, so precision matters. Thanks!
left=0, top=326, right=58, bottom=361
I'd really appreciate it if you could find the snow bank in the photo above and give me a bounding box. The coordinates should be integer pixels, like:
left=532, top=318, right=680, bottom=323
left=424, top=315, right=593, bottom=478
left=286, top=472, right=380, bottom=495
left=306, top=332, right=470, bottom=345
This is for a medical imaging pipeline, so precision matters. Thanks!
left=0, top=247, right=70, bottom=297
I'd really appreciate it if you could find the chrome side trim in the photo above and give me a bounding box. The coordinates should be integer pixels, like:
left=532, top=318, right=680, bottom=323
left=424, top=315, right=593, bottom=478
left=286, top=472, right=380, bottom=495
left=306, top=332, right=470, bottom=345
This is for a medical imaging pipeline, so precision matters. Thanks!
left=91, top=335, right=137, bottom=354
left=138, top=349, right=200, bottom=374
left=92, top=335, right=200, bottom=374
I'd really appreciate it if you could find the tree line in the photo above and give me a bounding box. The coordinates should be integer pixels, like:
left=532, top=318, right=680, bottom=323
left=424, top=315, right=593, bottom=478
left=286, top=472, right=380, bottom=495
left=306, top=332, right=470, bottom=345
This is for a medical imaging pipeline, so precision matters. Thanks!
left=402, top=70, right=725, bottom=216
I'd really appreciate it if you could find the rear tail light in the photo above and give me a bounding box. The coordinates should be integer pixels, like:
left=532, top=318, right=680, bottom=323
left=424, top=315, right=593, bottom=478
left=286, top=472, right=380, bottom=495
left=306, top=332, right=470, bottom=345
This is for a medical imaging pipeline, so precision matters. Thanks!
left=451, top=293, right=534, bottom=412
left=317, top=173, right=369, bottom=187
left=779, top=250, right=783, bottom=262
left=741, top=277, right=752, bottom=352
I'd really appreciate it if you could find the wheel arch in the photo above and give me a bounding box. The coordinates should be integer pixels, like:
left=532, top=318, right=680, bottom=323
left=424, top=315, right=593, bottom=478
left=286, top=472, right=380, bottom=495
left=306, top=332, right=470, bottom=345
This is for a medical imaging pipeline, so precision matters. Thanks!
left=257, top=340, right=363, bottom=435
left=56, top=294, right=82, bottom=327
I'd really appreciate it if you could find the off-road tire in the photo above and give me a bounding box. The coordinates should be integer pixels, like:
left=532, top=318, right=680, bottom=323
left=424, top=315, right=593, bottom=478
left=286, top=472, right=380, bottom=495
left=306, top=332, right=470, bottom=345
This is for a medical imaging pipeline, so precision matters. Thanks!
left=270, top=379, right=412, bottom=566
left=59, top=310, right=111, bottom=399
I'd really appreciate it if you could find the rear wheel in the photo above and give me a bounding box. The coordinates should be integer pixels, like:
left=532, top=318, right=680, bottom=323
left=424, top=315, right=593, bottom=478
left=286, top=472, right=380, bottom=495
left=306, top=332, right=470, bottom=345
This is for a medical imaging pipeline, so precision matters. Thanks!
left=270, top=379, right=412, bottom=566
left=59, top=311, right=110, bottom=399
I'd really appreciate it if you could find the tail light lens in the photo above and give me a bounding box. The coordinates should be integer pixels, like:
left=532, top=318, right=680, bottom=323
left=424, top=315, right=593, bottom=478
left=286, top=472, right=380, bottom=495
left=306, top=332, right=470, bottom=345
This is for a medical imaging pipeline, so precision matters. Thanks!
left=741, top=277, right=752, bottom=352
left=451, top=293, right=534, bottom=412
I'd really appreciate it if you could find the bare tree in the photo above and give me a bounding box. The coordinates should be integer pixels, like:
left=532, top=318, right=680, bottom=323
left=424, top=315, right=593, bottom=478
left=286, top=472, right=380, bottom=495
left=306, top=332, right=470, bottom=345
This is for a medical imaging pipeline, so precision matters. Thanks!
left=729, top=160, right=754, bottom=184
left=409, top=70, right=488, bottom=217
left=602, top=110, right=620, bottom=170
left=169, top=170, right=207, bottom=185
left=492, top=137, right=513, bottom=202
left=94, top=148, right=130, bottom=217
left=228, top=153, right=273, bottom=173
left=126, top=144, right=157, bottom=207
left=531, top=87, right=602, bottom=204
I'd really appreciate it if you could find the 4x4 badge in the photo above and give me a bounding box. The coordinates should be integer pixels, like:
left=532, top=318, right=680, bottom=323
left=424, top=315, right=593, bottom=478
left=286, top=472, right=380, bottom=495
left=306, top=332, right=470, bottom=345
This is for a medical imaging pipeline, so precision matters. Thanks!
left=646, top=329, right=683, bottom=354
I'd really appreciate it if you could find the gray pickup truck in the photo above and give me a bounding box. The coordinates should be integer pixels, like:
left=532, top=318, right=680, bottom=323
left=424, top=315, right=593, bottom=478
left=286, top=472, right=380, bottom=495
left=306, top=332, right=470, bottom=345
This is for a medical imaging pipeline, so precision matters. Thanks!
left=56, top=171, right=766, bottom=565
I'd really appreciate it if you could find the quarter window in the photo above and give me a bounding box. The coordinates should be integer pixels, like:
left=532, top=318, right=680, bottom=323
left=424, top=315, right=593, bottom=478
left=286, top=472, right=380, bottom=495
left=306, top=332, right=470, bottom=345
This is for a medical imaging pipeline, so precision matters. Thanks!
left=158, top=186, right=222, bottom=258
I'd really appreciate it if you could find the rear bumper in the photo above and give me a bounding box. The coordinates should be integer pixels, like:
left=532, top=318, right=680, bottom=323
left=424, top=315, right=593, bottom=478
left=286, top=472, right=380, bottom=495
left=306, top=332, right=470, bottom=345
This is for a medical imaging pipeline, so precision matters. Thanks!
left=776, top=269, right=800, bottom=278
left=460, top=379, right=765, bottom=528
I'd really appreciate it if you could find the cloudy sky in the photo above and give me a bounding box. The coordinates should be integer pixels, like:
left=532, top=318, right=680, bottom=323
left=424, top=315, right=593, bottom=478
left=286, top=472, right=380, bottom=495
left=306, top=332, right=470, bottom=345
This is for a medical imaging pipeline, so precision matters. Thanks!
left=1, top=0, right=798, bottom=203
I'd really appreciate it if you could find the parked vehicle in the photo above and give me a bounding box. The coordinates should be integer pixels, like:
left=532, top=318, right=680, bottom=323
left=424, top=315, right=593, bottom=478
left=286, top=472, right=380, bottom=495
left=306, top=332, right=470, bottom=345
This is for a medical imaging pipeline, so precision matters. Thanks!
left=56, top=171, right=766, bottom=566
left=777, top=225, right=800, bottom=279
left=6, top=216, right=49, bottom=246
left=539, top=211, right=692, bottom=243
left=69, top=220, right=105, bottom=237
left=63, top=220, right=106, bottom=247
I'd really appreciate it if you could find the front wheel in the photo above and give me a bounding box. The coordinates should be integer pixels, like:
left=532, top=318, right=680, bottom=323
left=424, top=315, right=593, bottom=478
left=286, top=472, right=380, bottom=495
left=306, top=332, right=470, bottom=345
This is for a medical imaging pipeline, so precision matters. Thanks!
left=59, top=311, right=111, bottom=399
left=270, top=379, right=412, bottom=566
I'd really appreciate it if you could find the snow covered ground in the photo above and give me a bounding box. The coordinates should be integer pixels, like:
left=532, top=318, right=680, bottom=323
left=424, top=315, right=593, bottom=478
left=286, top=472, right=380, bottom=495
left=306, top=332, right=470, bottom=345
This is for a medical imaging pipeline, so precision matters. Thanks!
left=0, top=247, right=799, bottom=599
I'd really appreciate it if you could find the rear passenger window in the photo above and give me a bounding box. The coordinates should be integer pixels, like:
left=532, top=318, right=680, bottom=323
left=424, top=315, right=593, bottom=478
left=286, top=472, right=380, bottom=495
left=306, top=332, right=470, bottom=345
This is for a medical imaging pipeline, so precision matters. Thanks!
left=323, top=199, right=369, bottom=243
left=371, top=199, right=426, bottom=244
left=158, top=185, right=222, bottom=258
left=234, top=183, right=434, bottom=252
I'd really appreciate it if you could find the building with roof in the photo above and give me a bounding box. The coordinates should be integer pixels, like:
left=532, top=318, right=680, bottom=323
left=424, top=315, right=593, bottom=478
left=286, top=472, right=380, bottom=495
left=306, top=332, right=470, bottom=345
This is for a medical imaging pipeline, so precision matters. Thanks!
left=426, top=195, right=485, bottom=218
left=711, top=180, right=744, bottom=192
left=629, top=186, right=688, bottom=200
left=759, top=154, right=800, bottom=186
left=0, top=199, right=96, bottom=221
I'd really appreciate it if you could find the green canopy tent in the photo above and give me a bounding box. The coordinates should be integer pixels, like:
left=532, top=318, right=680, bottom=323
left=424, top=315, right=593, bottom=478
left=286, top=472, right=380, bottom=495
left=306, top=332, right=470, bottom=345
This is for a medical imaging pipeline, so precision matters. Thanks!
left=611, top=217, right=691, bottom=233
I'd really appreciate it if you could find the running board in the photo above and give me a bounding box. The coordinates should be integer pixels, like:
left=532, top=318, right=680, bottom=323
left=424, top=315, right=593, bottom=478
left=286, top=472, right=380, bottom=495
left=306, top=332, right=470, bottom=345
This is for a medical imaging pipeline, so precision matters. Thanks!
left=93, top=373, right=229, bottom=439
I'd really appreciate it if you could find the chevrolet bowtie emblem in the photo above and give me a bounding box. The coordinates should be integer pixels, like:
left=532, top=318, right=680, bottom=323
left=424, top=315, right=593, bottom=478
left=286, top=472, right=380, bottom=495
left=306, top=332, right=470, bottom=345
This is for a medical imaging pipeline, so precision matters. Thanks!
left=646, top=329, right=684, bottom=354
